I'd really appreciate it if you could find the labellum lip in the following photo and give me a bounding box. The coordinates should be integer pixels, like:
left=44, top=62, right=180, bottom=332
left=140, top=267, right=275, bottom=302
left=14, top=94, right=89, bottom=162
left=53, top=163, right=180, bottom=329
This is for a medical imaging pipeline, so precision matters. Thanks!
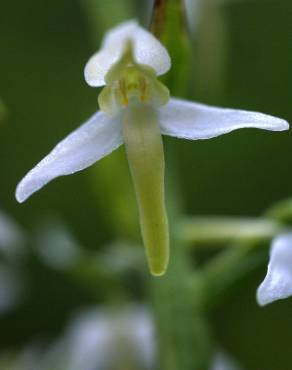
left=122, top=102, right=169, bottom=276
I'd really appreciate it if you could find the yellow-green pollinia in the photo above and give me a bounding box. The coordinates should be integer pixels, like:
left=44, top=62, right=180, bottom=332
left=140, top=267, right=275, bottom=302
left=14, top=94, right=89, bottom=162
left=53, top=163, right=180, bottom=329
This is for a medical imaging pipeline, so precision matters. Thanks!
left=99, top=41, right=170, bottom=275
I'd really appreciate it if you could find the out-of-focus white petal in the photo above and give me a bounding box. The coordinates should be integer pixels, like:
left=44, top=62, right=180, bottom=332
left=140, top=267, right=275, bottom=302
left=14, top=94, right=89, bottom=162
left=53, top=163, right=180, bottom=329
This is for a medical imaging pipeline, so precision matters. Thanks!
left=184, top=0, right=202, bottom=33
left=84, top=20, right=171, bottom=87
left=15, top=111, right=123, bottom=203
left=159, top=98, right=289, bottom=140
left=0, top=211, right=24, bottom=254
left=36, top=221, right=81, bottom=270
left=210, top=351, right=242, bottom=370
left=0, top=266, right=23, bottom=313
left=67, top=310, right=112, bottom=370
left=66, top=305, right=154, bottom=370
left=257, top=233, right=292, bottom=306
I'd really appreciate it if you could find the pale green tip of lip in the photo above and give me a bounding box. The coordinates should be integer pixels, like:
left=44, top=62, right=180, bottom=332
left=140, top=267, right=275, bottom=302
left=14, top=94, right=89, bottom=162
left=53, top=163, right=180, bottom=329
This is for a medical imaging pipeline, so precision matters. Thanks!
left=148, top=254, right=169, bottom=277
left=150, top=267, right=167, bottom=277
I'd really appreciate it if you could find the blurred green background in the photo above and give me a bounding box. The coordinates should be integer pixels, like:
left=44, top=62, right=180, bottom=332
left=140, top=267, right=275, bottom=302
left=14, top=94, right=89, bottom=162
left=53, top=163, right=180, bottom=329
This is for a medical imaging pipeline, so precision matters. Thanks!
left=1, top=0, right=292, bottom=369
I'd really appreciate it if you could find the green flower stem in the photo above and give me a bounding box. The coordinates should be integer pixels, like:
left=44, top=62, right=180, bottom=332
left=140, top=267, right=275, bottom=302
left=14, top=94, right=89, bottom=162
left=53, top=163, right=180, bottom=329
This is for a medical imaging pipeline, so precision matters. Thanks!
left=149, top=2, right=210, bottom=369
left=122, top=102, right=169, bottom=276
left=151, top=0, right=193, bottom=96
left=266, top=197, right=292, bottom=223
left=151, top=0, right=188, bottom=39
left=181, top=216, right=283, bottom=247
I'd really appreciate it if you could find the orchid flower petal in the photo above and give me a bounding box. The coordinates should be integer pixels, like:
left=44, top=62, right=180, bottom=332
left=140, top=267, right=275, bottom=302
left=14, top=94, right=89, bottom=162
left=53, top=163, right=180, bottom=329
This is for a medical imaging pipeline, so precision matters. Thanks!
left=257, top=233, right=292, bottom=306
left=16, top=111, right=123, bottom=203
left=84, top=20, right=171, bottom=87
left=159, top=98, right=289, bottom=140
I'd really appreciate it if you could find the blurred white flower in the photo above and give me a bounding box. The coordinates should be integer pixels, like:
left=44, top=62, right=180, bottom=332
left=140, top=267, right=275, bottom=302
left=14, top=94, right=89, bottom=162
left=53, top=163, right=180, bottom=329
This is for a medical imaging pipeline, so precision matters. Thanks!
left=185, top=0, right=202, bottom=32
left=2, top=305, right=154, bottom=370
left=15, top=20, right=289, bottom=276
left=0, top=210, right=24, bottom=257
left=0, top=210, right=25, bottom=312
left=36, top=220, right=81, bottom=270
left=64, top=305, right=155, bottom=370
left=210, top=351, right=242, bottom=370
left=257, top=233, right=292, bottom=306
left=0, top=265, right=23, bottom=313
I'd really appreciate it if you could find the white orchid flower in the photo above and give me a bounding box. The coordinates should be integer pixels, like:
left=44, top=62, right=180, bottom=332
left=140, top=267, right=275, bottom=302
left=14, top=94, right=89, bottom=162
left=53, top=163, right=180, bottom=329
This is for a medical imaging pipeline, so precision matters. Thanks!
left=16, top=20, right=289, bottom=276
left=257, top=233, right=292, bottom=306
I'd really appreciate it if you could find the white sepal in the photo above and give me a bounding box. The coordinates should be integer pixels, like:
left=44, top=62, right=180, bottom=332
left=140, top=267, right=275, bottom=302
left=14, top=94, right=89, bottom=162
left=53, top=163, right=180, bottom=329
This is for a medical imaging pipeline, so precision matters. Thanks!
left=16, top=111, right=123, bottom=203
left=257, top=233, right=292, bottom=306
left=159, top=98, right=289, bottom=140
left=84, top=20, right=171, bottom=87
